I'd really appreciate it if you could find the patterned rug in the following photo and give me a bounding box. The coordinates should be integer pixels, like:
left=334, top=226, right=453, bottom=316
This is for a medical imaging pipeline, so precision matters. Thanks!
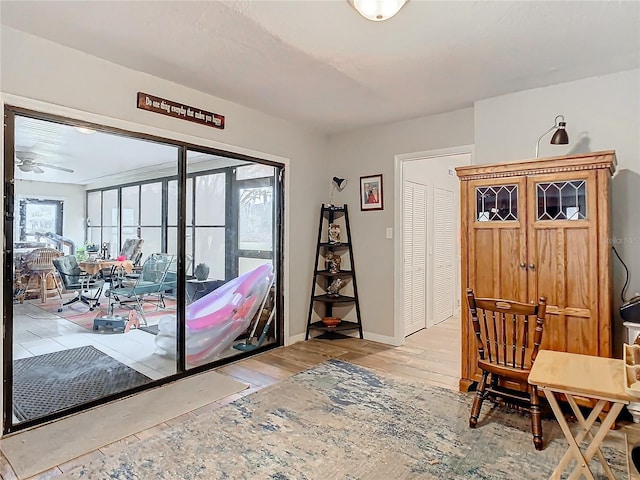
left=26, top=296, right=176, bottom=330
left=13, top=346, right=151, bottom=422
left=59, top=359, right=626, bottom=479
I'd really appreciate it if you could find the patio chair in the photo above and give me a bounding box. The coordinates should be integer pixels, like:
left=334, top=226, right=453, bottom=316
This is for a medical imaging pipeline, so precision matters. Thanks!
left=52, top=255, right=105, bottom=311
left=104, top=253, right=177, bottom=325
left=100, top=238, right=144, bottom=287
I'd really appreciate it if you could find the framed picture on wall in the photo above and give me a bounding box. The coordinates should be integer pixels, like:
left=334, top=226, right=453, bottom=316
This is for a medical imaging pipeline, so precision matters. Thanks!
left=360, top=174, right=383, bottom=211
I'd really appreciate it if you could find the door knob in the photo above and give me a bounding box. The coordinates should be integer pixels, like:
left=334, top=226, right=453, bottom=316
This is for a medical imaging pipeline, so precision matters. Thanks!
left=519, top=262, right=526, bottom=269
left=529, top=263, right=535, bottom=270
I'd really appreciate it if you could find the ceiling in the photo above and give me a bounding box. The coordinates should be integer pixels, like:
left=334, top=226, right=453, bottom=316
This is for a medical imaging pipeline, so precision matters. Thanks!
left=2, top=0, right=638, bottom=137
left=12, top=116, right=246, bottom=185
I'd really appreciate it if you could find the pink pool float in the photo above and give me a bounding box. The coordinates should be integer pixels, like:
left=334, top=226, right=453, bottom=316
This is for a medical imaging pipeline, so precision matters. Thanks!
left=154, top=263, right=274, bottom=365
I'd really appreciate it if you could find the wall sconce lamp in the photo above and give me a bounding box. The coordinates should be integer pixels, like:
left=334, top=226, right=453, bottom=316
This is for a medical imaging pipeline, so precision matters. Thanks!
left=349, top=0, right=408, bottom=22
left=535, top=115, right=569, bottom=158
left=329, top=176, right=348, bottom=207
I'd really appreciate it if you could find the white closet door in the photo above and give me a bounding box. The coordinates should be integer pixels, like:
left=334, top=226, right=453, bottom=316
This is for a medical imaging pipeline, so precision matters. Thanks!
left=432, top=186, right=455, bottom=325
left=403, top=181, right=427, bottom=336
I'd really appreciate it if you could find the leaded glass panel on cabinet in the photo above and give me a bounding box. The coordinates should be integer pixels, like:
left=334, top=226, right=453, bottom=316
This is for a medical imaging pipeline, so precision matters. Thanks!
left=475, top=184, right=518, bottom=221
left=536, top=180, right=586, bottom=221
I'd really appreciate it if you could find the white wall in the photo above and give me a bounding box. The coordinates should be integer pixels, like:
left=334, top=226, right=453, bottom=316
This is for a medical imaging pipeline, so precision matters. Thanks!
left=14, top=180, right=86, bottom=248
left=327, top=108, right=475, bottom=340
left=327, top=69, right=638, bottom=346
left=474, top=69, right=640, bottom=351
left=0, top=27, right=328, bottom=345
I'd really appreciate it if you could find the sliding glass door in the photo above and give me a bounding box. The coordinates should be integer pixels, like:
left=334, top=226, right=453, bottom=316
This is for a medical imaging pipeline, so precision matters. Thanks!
left=3, top=106, right=283, bottom=433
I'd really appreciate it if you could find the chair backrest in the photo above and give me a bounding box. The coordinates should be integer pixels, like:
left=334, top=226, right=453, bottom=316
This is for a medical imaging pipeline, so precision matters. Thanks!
left=138, top=253, right=176, bottom=286
left=26, top=247, right=62, bottom=272
left=466, top=288, right=547, bottom=370
left=52, top=255, right=83, bottom=288
left=120, top=238, right=144, bottom=264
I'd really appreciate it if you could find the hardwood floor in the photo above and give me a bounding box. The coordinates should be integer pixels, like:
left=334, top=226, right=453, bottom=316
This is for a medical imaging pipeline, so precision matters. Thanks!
left=0, top=317, right=460, bottom=480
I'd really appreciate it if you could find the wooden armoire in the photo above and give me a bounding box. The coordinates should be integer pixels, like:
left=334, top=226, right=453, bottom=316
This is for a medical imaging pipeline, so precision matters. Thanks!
left=456, top=150, right=616, bottom=392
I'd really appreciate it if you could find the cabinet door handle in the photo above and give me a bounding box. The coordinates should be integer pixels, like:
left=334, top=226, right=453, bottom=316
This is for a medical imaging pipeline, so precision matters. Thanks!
left=529, top=263, right=535, bottom=270
left=519, top=262, right=526, bottom=269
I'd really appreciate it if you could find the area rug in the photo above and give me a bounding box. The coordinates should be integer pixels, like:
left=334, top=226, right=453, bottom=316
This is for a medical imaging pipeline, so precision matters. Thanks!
left=26, top=296, right=175, bottom=330
left=59, top=359, right=626, bottom=479
left=13, top=345, right=151, bottom=421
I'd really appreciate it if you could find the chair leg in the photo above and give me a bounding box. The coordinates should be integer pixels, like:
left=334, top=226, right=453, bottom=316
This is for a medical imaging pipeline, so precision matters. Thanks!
left=134, top=295, right=148, bottom=326
left=81, top=285, right=103, bottom=311
left=529, top=384, right=544, bottom=450
left=60, top=293, right=82, bottom=311
left=470, top=370, right=489, bottom=428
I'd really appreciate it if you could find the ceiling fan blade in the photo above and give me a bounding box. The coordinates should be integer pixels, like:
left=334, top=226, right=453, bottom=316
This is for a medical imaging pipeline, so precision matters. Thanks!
left=15, top=151, right=38, bottom=162
left=35, top=162, right=74, bottom=173
left=32, top=165, right=45, bottom=174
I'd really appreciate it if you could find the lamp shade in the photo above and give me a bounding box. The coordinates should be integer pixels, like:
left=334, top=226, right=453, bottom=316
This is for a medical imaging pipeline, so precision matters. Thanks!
left=535, top=115, right=569, bottom=158
left=332, top=177, right=347, bottom=190
left=550, top=121, right=569, bottom=145
left=350, top=0, right=408, bottom=21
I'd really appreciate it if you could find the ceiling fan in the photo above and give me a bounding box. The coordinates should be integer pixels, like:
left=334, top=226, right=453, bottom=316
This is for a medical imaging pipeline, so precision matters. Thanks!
left=15, top=151, right=74, bottom=174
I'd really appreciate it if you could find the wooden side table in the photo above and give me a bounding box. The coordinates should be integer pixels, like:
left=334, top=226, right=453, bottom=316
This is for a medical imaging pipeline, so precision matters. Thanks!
left=529, top=350, right=630, bottom=480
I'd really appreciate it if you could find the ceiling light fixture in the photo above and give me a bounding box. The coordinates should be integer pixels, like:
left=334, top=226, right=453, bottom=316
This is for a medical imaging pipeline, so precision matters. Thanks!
left=535, top=115, right=569, bottom=158
left=74, top=126, right=96, bottom=135
left=349, top=0, right=408, bottom=22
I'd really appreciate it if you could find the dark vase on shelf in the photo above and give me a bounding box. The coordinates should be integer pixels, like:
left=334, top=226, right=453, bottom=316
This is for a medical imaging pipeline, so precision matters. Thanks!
left=194, top=263, right=209, bottom=281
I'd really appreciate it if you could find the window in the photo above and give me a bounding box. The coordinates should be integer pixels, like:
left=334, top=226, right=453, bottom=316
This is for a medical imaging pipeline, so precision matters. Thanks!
left=236, top=164, right=275, bottom=275
left=18, top=198, right=63, bottom=242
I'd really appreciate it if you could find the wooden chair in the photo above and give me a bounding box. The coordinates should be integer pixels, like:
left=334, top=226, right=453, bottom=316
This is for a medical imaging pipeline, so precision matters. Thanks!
left=22, top=247, right=63, bottom=303
left=466, top=288, right=547, bottom=450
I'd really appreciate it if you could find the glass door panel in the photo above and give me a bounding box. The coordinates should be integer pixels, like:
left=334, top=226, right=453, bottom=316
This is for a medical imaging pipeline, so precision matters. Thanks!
left=184, top=151, right=280, bottom=369
left=6, top=112, right=181, bottom=430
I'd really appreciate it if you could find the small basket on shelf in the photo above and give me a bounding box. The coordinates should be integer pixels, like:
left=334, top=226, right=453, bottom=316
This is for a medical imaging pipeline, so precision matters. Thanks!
left=321, top=317, right=342, bottom=328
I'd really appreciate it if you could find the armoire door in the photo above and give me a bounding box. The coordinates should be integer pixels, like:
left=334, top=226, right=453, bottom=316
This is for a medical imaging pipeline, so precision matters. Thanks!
left=466, top=176, right=528, bottom=301
left=526, top=170, right=601, bottom=355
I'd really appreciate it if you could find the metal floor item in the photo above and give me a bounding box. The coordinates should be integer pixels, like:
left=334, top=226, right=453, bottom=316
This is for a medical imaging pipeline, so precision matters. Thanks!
left=12, top=345, right=151, bottom=422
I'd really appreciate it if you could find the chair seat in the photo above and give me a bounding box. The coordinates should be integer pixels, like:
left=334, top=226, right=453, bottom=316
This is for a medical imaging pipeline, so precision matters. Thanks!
left=477, top=360, right=532, bottom=383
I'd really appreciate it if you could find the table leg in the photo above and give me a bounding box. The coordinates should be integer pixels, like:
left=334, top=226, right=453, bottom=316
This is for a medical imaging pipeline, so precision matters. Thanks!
left=544, top=387, right=596, bottom=480
left=566, top=395, right=620, bottom=480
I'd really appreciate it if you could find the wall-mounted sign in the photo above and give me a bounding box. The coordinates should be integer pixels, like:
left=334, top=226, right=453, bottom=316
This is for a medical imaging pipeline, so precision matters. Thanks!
left=137, top=92, right=225, bottom=130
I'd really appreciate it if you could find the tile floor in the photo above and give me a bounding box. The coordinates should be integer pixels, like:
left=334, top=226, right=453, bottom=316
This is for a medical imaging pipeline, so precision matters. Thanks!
left=13, top=302, right=177, bottom=379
